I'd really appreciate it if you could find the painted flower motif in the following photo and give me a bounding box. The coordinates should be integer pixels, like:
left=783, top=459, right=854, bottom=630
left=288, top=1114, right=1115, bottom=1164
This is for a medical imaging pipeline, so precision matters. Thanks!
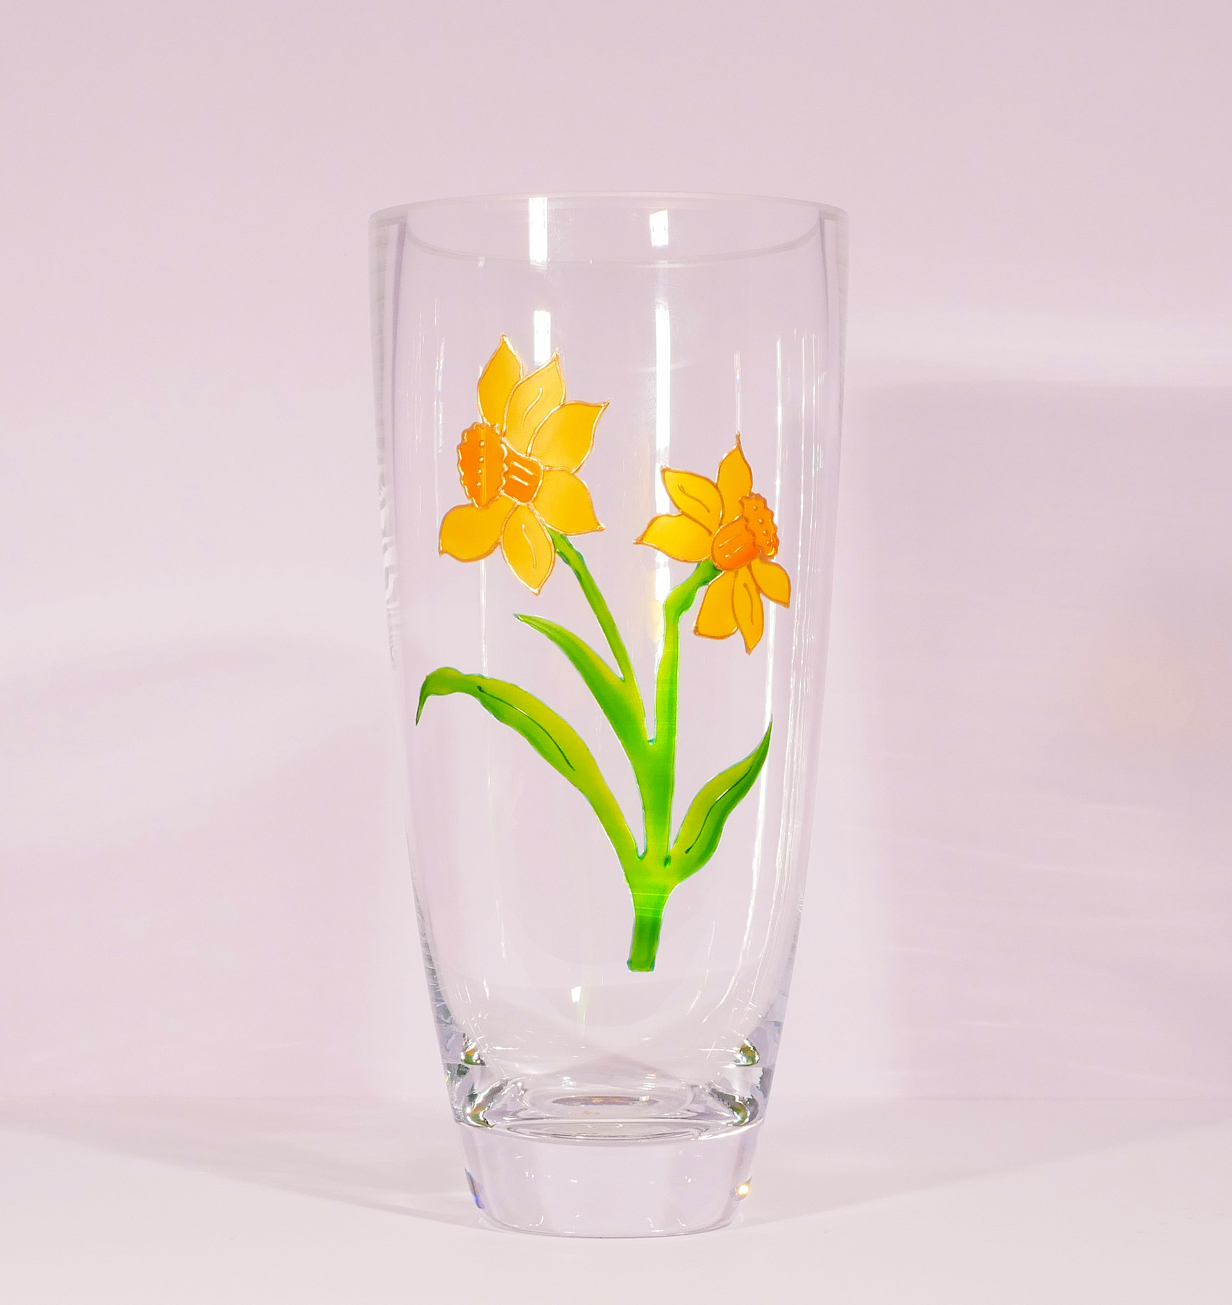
left=637, top=437, right=790, bottom=653
left=439, top=337, right=606, bottom=592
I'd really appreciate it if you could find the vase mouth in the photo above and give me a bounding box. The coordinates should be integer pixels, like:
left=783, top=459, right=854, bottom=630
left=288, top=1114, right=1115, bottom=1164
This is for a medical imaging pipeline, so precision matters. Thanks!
left=371, top=191, right=846, bottom=267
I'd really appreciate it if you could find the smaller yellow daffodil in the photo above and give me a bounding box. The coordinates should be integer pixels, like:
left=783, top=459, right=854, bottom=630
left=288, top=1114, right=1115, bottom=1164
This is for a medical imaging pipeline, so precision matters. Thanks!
left=636, top=437, right=790, bottom=652
left=439, top=337, right=605, bottom=592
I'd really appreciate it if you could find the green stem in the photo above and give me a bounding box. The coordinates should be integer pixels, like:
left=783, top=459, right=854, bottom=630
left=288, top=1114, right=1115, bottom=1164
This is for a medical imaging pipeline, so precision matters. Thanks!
left=627, top=897, right=667, bottom=972
left=542, top=535, right=719, bottom=973
left=624, top=560, right=720, bottom=971
left=645, top=560, right=720, bottom=859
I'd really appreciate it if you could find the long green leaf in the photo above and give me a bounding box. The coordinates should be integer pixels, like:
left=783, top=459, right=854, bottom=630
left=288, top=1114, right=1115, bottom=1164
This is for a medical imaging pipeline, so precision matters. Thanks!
left=515, top=614, right=648, bottom=760
left=416, top=667, right=639, bottom=869
left=669, top=721, right=773, bottom=881
left=549, top=532, right=638, bottom=686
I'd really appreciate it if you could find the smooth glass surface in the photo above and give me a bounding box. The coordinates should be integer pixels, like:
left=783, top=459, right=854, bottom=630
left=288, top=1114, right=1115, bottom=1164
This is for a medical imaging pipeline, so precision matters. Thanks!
left=371, top=193, right=845, bottom=1235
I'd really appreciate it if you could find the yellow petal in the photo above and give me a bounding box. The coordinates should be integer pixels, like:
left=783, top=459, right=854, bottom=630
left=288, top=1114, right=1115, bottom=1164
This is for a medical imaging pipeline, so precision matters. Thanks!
left=732, top=566, right=765, bottom=653
left=749, top=557, right=790, bottom=606
left=717, top=436, right=754, bottom=523
left=663, top=469, right=722, bottom=533
left=534, top=469, right=602, bottom=535
left=501, top=503, right=556, bottom=592
left=530, top=401, right=606, bottom=471
left=636, top=514, right=713, bottom=562
left=694, top=570, right=738, bottom=640
left=504, top=356, right=565, bottom=453
left=439, top=497, right=514, bottom=561
left=477, top=337, right=522, bottom=428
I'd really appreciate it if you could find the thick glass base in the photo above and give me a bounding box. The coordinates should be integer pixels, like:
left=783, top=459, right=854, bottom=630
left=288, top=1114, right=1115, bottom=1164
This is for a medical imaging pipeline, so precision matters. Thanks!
left=458, top=1122, right=759, bottom=1237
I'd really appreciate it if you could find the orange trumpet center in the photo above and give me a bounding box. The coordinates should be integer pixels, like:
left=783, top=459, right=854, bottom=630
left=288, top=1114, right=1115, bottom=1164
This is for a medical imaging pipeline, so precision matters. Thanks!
left=739, top=493, right=779, bottom=559
left=457, top=423, right=504, bottom=508
left=501, top=446, right=544, bottom=504
left=458, top=426, right=547, bottom=508
left=711, top=518, right=758, bottom=571
left=711, top=494, right=779, bottom=571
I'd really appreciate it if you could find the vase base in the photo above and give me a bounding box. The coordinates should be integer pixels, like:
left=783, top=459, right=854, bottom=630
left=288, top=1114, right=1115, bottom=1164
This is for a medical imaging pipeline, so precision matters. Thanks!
left=457, top=1121, right=759, bottom=1237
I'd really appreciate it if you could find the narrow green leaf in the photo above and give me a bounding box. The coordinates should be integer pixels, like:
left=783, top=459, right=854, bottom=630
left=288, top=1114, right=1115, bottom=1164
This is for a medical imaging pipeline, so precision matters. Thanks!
left=549, top=532, right=638, bottom=687
left=515, top=614, right=648, bottom=760
left=416, top=667, right=639, bottom=869
left=669, top=721, right=773, bottom=880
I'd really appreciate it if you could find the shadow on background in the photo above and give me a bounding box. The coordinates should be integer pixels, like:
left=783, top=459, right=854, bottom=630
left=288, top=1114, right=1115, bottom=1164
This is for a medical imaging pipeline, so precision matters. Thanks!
left=743, top=1098, right=1232, bottom=1225
left=0, top=1098, right=479, bottom=1229
left=0, top=1096, right=1229, bottom=1230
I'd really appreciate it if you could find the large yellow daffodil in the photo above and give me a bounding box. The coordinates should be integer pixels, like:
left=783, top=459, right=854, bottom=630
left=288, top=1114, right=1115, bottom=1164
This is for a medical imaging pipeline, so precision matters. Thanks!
left=637, top=437, right=791, bottom=653
left=439, top=337, right=605, bottom=592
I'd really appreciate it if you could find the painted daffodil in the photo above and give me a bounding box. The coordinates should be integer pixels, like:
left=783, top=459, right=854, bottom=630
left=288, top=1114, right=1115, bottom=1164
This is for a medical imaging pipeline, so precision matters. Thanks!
left=424, top=344, right=787, bottom=973
left=637, top=437, right=790, bottom=652
left=439, top=337, right=606, bottom=592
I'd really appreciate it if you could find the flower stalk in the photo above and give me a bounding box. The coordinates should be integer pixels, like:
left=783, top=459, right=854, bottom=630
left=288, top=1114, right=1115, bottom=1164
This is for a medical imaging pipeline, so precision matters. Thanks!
left=555, top=536, right=722, bottom=968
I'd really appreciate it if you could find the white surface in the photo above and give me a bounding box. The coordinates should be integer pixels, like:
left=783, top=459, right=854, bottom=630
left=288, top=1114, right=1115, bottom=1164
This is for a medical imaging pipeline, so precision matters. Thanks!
left=0, top=1099, right=1229, bottom=1302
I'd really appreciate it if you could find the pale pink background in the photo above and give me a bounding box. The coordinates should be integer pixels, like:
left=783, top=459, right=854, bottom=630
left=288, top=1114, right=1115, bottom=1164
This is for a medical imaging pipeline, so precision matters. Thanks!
left=2, top=0, right=1229, bottom=1098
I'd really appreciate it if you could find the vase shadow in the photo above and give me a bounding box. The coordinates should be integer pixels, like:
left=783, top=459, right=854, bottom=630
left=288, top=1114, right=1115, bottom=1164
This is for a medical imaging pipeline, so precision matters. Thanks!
left=0, top=1097, right=481, bottom=1229
left=1, top=1096, right=1229, bottom=1232
left=741, top=1097, right=1232, bottom=1226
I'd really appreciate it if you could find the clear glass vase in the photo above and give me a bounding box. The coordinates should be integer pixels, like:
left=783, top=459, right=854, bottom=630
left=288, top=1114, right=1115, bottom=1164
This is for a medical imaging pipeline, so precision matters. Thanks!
left=370, top=193, right=845, bottom=1237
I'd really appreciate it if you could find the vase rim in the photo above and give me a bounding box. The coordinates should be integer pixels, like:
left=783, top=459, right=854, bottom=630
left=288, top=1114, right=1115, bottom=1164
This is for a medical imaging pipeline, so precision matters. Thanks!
left=371, top=191, right=846, bottom=267
left=373, top=190, right=846, bottom=219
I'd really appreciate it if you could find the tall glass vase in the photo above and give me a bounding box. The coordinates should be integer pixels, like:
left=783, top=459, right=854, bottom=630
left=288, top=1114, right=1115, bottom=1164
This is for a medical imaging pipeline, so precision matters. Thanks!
left=370, top=193, right=845, bottom=1237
